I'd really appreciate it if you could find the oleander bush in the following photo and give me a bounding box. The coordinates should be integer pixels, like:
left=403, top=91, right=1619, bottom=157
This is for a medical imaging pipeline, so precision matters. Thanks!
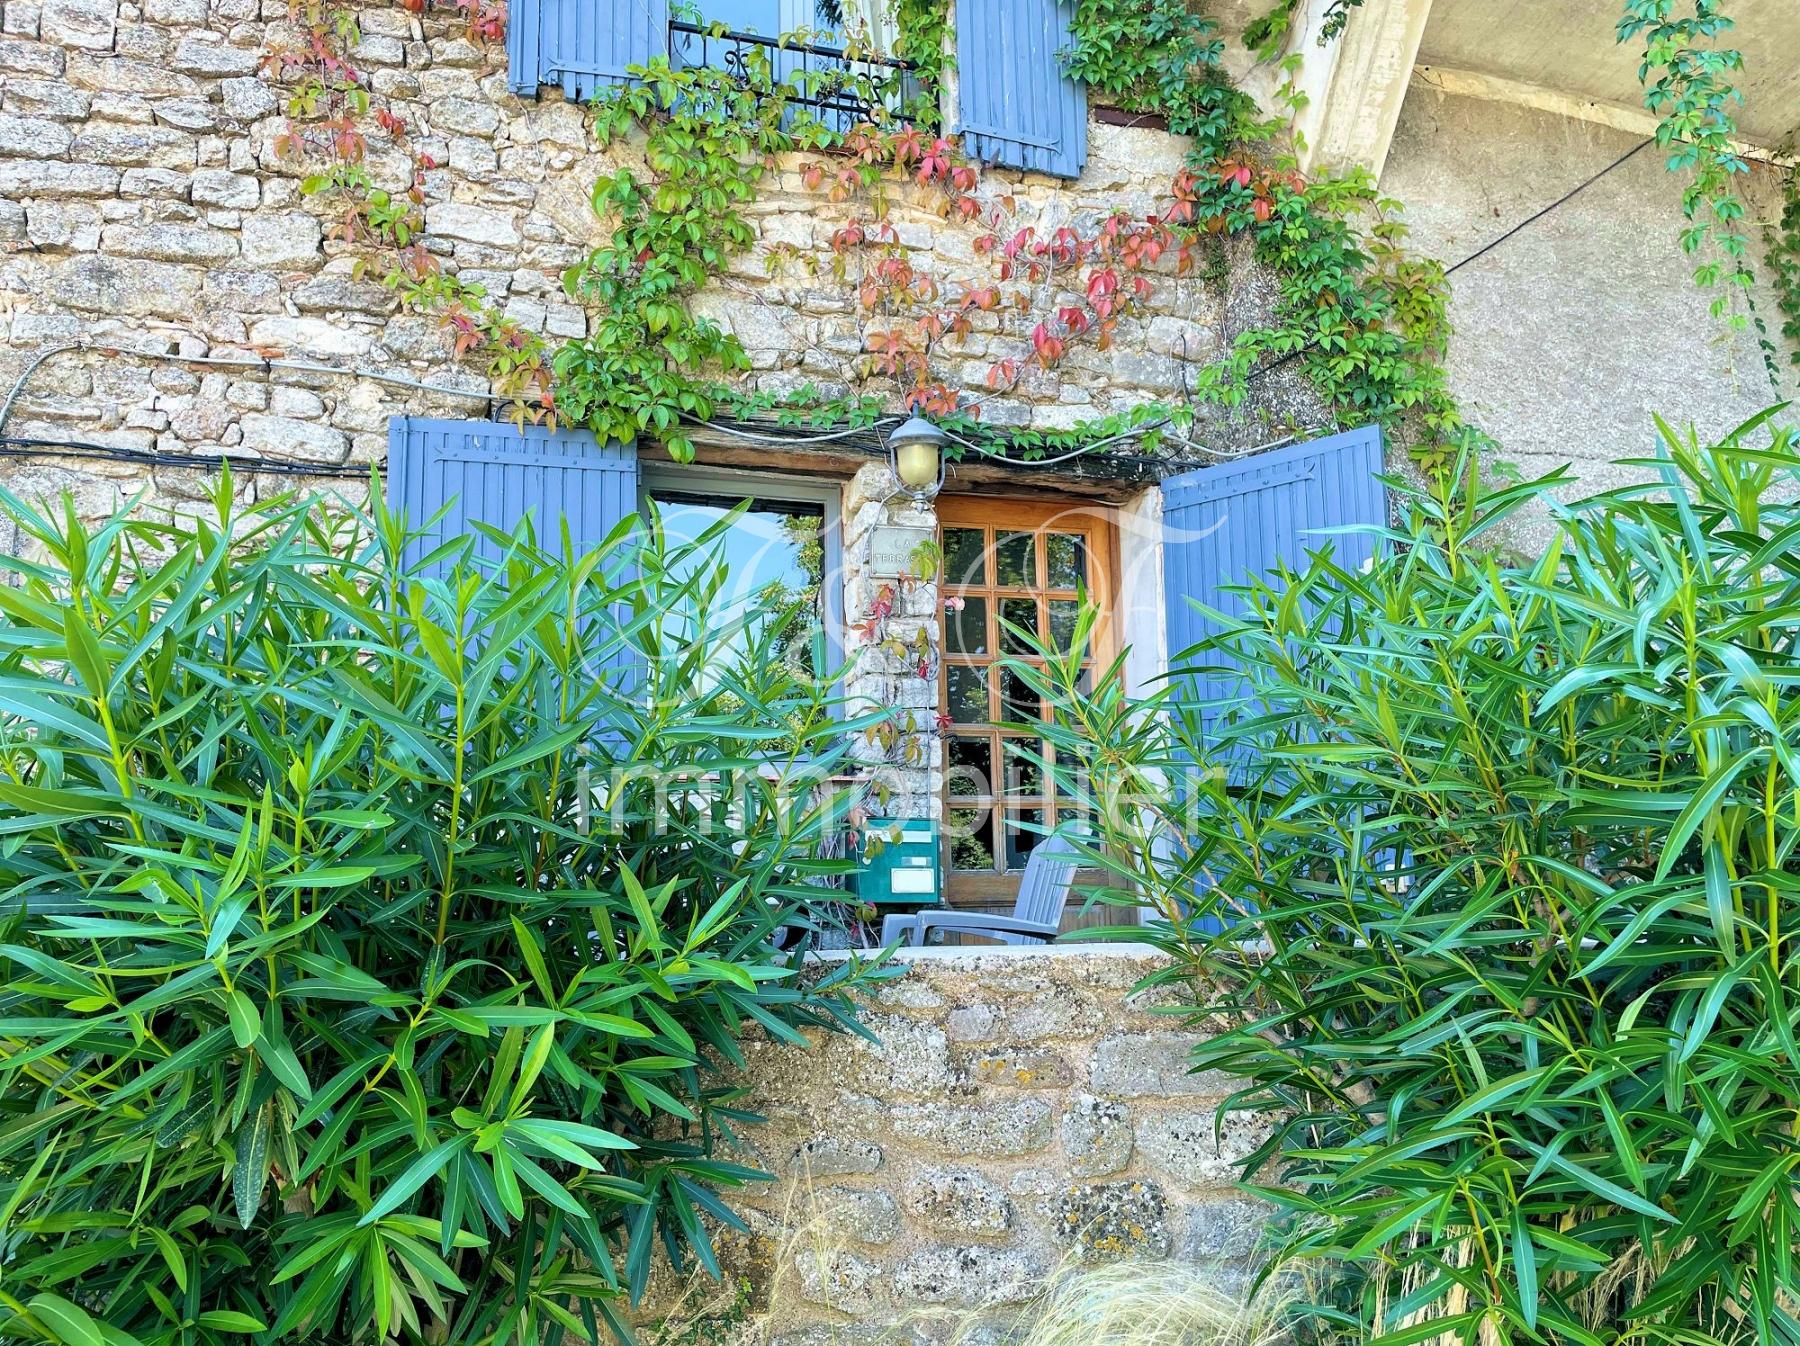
left=1025, top=410, right=1800, bottom=1344
left=0, top=474, right=886, bottom=1346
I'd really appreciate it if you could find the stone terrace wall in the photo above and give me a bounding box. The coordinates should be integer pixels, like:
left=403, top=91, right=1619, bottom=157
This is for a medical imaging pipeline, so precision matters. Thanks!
left=0, top=0, right=1322, bottom=530
left=656, top=946, right=1272, bottom=1343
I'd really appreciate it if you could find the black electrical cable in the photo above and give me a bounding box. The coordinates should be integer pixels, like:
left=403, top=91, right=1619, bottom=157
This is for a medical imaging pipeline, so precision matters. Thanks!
left=0, top=436, right=378, bottom=478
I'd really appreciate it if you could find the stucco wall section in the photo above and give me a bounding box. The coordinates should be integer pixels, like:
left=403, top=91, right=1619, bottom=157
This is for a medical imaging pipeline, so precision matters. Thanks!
left=645, top=947, right=1270, bottom=1342
left=1381, top=87, right=1797, bottom=549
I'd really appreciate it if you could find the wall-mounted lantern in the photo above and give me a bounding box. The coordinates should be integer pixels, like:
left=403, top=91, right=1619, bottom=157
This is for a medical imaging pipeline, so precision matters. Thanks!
left=887, top=415, right=948, bottom=502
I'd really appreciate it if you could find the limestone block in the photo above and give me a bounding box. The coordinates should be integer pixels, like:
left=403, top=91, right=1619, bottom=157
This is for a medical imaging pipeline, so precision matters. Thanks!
left=268, top=386, right=325, bottom=418
left=810, top=1185, right=901, bottom=1246
left=425, top=200, right=520, bottom=246
left=246, top=314, right=373, bottom=357
left=0, top=113, right=72, bottom=157
left=239, top=211, right=322, bottom=269
left=349, top=32, right=403, bottom=64
left=0, top=200, right=24, bottom=244
left=238, top=412, right=349, bottom=463
left=795, top=1248, right=881, bottom=1316
left=218, top=76, right=276, bottom=121
left=944, top=1003, right=996, bottom=1044
left=203, top=265, right=282, bottom=313
left=48, top=253, right=202, bottom=317
left=101, top=222, right=235, bottom=264
left=892, top=1097, right=1053, bottom=1158
left=1, top=4, right=41, bottom=36
left=155, top=98, right=218, bottom=133
left=890, top=1246, right=1037, bottom=1308
left=291, top=271, right=394, bottom=315
left=786, top=1136, right=883, bottom=1179
left=72, top=125, right=196, bottom=170
left=40, top=0, right=113, bottom=51
left=65, top=54, right=200, bottom=97
left=169, top=35, right=260, bottom=76
left=901, top=1168, right=1013, bottom=1236
left=118, top=168, right=191, bottom=199
left=431, top=96, right=501, bottom=137
left=1179, top=1196, right=1274, bottom=1261
left=1131, top=1109, right=1274, bottom=1190
left=3, top=79, right=88, bottom=119
left=1059, top=1094, right=1133, bottom=1178
left=142, top=0, right=205, bottom=21
left=0, top=37, right=62, bottom=75
left=190, top=168, right=259, bottom=208
left=113, top=23, right=169, bottom=61
left=1088, top=1032, right=1229, bottom=1098
left=1052, top=1180, right=1170, bottom=1258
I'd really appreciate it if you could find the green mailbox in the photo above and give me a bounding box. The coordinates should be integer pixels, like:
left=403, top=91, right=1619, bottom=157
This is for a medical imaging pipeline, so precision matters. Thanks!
left=853, top=819, right=940, bottom=905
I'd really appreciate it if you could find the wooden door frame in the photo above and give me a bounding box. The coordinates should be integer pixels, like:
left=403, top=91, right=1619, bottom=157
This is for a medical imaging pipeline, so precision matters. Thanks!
left=936, top=493, right=1119, bottom=909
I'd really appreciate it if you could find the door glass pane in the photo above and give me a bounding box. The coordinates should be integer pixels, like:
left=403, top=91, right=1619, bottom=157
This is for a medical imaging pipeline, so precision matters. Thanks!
left=998, top=665, right=1039, bottom=722
left=949, top=807, right=996, bottom=872
left=999, top=597, right=1038, bottom=654
left=946, top=737, right=995, bottom=799
left=995, top=533, right=1036, bottom=587
left=943, top=527, right=987, bottom=587
left=1002, top=737, right=1046, bottom=797
left=946, top=665, right=989, bottom=724
left=1003, top=807, right=1046, bottom=870
left=1045, top=533, right=1086, bottom=588
left=944, top=595, right=989, bottom=656
left=1047, top=599, right=1079, bottom=654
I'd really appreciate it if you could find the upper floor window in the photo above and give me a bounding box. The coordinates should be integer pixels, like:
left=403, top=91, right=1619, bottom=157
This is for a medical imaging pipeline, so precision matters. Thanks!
left=671, top=1, right=905, bottom=132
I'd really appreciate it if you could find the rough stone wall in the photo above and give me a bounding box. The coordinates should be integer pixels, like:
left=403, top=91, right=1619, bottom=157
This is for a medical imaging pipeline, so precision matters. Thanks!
left=0, top=0, right=1320, bottom=532
left=840, top=462, right=942, bottom=824
left=651, top=947, right=1270, bottom=1343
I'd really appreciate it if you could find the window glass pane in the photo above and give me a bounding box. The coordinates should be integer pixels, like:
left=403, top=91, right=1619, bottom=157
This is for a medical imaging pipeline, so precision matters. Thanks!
left=998, top=666, right=1039, bottom=723
left=944, top=595, right=989, bottom=656
left=949, top=807, right=996, bottom=873
left=946, top=737, right=995, bottom=799
left=1002, top=737, right=1047, bottom=798
left=648, top=491, right=825, bottom=662
left=943, top=527, right=987, bottom=587
left=995, top=533, right=1035, bottom=588
left=1046, top=533, right=1086, bottom=588
left=999, top=597, right=1038, bottom=654
left=1004, top=807, right=1046, bottom=870
left=946, top=665, right=989, bottom=724
left=1047, top=599, right=1079, bottom=654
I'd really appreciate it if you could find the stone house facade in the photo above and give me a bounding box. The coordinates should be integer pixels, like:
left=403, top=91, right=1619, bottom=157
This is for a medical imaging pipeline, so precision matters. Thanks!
left=0, top=0, right=1794, bottom=914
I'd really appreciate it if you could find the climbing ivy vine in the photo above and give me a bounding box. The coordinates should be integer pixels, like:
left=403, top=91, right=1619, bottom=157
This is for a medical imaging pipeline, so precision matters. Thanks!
left=1619, top=0, right=1784, bottom=387
left=1771, top=167, right=1800, bottom=372
left=551, top=1, right=1482, bottom=474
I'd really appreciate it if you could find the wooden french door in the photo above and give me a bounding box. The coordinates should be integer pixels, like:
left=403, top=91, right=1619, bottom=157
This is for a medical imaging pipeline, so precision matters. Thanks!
left=937, top=496, right=1116, bottom=908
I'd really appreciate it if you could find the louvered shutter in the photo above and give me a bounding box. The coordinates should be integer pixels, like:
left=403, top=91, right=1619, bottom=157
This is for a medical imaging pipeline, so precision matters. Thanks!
left=507, top=0, right=668, bottom=99
left=387, top=416, right=642, bottom=681
left=387, top=416, right=639, bottom=568
left=1160, top=424, right=1386, bottom=934
left=954, top=0, right=1087, bottom=179
left=1161, top=424, right=1386, bottom=739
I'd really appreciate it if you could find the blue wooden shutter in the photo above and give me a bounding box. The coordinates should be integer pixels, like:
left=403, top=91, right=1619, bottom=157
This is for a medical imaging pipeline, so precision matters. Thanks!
left=387, top=416, right=639, bottom=568
left=954, top=0, right=1087, bottom=179
left=508, top=0, right=668, bottom=99
left=1161, top=425, right=1386, bottom=736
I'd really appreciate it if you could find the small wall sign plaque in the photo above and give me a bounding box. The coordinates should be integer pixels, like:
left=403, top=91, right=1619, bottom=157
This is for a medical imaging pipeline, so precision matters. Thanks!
left=868, top=525, right=935, bottom=579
